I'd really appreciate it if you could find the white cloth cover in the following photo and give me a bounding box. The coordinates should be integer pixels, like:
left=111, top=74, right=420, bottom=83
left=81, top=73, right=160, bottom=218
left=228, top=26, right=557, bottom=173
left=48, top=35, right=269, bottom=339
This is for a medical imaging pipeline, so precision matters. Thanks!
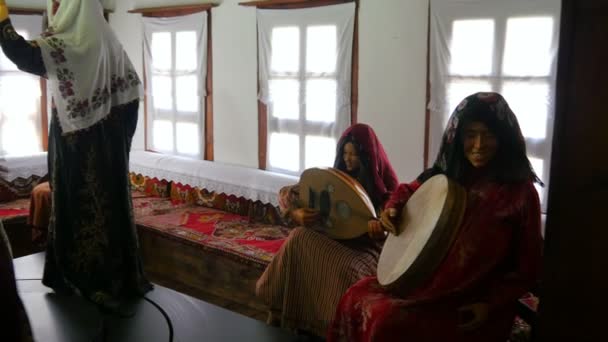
left=256, top=3, right=355, bottom=173
left=142, top=12, right=208, bottom=157
left=428, top=0, right=562, bottom=146
left=129, top=151, right=298, bottom=206
left=142, top=12, right=208, bottom=99
left=257, top=3, right=355, bottom=106
left=0, top=152, right=47, bottom=181
left=429, top=0, right=561, bottom=113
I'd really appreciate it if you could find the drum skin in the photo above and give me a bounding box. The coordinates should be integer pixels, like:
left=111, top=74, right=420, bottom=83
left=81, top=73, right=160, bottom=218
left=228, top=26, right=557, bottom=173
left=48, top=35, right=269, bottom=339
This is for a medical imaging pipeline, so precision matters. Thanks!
left=377, top=175, right=466, bottom=296
left=299, top=167, right=376, bottom=240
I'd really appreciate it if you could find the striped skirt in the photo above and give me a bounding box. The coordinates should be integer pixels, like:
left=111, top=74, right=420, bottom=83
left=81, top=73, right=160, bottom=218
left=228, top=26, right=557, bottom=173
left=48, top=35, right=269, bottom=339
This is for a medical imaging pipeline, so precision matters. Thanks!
left=256, top=227, right=382, bottom=337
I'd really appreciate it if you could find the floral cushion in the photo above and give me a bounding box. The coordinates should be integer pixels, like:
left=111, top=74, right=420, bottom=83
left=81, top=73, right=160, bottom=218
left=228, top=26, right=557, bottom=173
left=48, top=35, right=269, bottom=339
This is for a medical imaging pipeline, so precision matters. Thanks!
left=132, top=195, right=190, bottom=218
left=170, top=182, right=282, bottom=225
left=0, top=176, right=42, bottom=203
left=0, top=198, right=30, bottom=221
left=135, top=205, right=291, bottom=266
left=129, top=172, right=170, bottom=198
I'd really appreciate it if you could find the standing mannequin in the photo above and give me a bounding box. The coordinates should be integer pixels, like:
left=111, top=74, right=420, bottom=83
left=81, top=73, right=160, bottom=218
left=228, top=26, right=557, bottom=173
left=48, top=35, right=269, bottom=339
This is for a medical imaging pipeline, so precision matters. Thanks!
left=0, top=0, right=151, bottom=311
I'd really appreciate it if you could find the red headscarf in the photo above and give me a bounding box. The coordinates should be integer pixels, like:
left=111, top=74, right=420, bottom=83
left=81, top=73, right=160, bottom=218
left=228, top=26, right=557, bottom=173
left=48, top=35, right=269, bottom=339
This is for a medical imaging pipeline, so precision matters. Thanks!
left=334, top=123, right=399, bottom=207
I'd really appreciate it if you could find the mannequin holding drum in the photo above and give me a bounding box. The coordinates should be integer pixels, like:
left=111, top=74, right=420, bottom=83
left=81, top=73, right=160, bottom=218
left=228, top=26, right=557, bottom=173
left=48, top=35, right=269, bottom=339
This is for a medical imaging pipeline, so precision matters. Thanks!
left=328, top=93, right=544, bottom=342
left=256, top=123, right=399, bottom=337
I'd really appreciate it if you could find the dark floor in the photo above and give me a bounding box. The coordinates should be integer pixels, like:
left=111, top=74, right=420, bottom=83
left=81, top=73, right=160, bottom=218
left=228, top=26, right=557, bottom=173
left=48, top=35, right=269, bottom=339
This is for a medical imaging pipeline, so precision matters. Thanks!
left=3, top=221, right=323, bottom=340
left=6, top=222, right=531, bottom=342
left=150, top=274, right=325, bottom=341
left=3, top=220, right=45, bottom=258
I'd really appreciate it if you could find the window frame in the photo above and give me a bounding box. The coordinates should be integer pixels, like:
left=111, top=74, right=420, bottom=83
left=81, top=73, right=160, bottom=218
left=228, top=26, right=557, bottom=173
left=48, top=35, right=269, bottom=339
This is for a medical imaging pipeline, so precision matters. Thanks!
left=0, top=8, right=48, bottom=155
left=241, top=0, right=359, bottom=171
left=130, top=4, right=216, bottom=160
left=439, top=13, right=556, bottom=169
left=426, top=3, right=561, bottom=210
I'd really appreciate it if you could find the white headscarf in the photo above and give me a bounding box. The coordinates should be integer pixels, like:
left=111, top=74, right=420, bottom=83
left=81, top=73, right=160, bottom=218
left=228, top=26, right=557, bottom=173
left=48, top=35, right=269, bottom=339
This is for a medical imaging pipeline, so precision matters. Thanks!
left=36, top=0, right=142, bottom=134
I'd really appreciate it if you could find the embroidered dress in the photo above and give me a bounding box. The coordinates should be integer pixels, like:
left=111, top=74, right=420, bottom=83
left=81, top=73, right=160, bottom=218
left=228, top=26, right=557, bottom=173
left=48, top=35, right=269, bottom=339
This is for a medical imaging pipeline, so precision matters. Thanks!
left=0, top=0, right=151, bottom=309
left=256, top=124, right=399, bottom=336
left=328, top=93, right=543, bottom=342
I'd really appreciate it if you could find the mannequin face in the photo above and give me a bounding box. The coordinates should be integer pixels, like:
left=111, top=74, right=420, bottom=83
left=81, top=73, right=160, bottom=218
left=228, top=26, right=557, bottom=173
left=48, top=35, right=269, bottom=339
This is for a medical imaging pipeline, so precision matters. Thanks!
left=343, top=142, right=361, bottom=172
left=463, top=121, right=498, bottom=168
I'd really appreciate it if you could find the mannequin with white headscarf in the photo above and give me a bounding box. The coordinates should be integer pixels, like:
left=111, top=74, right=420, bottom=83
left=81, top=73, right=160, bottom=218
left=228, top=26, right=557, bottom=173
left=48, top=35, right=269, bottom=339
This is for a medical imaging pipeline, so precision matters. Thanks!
left=0, top=0, right=152, bottom=312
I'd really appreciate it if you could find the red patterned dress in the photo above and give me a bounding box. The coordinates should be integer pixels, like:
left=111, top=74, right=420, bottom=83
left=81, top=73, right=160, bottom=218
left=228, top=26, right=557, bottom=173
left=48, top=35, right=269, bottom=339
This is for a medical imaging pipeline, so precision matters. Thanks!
left=328, top=176, right=542, bottom=342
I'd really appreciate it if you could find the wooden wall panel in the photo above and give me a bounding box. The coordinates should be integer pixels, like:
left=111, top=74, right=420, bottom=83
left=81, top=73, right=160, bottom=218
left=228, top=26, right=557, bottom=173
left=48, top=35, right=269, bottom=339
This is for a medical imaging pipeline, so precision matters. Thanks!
left=537, top=0, right=608, bottom=340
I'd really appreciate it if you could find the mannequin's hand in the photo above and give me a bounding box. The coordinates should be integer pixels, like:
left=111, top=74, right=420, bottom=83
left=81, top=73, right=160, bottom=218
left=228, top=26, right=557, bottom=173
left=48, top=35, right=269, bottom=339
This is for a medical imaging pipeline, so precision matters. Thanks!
left=367, top=219, right=386, bottom=239
left=291, top=208, right=320, bottom=227
left=379, top=208, right=399, bottom=235
left=457, top=303, right=489, bottom=331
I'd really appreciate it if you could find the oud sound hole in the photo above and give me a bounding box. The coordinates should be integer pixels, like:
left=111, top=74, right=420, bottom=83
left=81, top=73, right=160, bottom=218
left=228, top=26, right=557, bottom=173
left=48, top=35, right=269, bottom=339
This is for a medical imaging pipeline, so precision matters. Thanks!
left=336, top=201, right=351, bottom=219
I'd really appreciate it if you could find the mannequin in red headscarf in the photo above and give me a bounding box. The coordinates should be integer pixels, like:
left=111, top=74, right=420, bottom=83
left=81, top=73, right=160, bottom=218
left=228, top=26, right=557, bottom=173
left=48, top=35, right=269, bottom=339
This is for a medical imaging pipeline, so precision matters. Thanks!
left=256, top=123, right=399, bottom=337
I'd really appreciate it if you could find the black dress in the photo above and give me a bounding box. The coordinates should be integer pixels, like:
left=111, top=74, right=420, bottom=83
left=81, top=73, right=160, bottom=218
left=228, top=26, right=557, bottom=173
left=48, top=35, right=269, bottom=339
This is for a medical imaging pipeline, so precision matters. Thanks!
left=0, top=18, right=151, bottom=307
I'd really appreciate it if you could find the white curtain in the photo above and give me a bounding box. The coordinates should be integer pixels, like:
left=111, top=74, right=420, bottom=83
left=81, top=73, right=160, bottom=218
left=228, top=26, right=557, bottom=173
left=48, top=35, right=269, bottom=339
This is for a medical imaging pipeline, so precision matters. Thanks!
left=257, top=3, right=355, bottom=174
left=429, top=0, right=561, bottom=210
left=0, top=14, right=44, bottom=157
left=142, top=11, right=207, bottom=158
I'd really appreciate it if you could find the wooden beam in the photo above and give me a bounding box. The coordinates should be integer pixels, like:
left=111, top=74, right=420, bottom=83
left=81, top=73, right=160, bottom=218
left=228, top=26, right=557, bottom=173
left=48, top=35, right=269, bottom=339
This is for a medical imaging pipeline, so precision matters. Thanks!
left=204, top=13, right=214, bottom=161
left=7, top=7, right=112, bottom=16
left=40, top=79, right=48, bottom=152
left=350, top=0, right=359, bottom=125
left=239, top=0, right=351, bottom=9
left=258, top=101, right=268, bottom=170
left=7, top=7, right=44, bottom=15
left=423, top=2, right=431, bottom=168
left=129, top=4, right=217, bottom=17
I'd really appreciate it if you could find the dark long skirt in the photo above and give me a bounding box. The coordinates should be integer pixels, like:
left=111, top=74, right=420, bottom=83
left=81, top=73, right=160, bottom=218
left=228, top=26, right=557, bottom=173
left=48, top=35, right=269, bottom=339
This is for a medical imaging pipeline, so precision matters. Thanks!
left=42, top=100, right=151, bottom=306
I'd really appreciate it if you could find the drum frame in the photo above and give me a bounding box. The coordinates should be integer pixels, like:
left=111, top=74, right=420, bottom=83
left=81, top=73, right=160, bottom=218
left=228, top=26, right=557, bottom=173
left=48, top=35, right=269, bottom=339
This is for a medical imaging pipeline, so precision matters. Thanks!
left=379, top=176, right=467, bottom=297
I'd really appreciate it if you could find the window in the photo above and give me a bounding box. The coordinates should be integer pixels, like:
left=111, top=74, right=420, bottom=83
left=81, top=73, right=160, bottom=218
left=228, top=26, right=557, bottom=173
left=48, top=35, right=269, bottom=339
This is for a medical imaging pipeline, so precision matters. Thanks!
left=255, top=2, right=356, bottom=174
left=0, top=14, right=45, bottom=156
left=142, top=12, right=209, bottom=159
left=429, top=0, right=562, bottom=210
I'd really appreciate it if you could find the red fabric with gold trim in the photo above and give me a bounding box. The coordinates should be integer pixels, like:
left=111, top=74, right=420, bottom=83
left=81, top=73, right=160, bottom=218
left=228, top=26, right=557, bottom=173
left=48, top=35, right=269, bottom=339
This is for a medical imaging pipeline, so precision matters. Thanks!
left=136, top=205, right=291, bottom=266
left=129, top=172, right=170, bottom=197
left=0, top=198, right=30, bottom=221
left=0, top=176, right=42, bottom=203
left=170, top=182, right=282, bottom=225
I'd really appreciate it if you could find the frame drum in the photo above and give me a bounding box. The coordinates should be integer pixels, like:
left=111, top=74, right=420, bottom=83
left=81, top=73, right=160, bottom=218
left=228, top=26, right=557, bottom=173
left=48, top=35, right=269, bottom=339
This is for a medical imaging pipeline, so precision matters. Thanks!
left=377, top=174, right=466, bottom=296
